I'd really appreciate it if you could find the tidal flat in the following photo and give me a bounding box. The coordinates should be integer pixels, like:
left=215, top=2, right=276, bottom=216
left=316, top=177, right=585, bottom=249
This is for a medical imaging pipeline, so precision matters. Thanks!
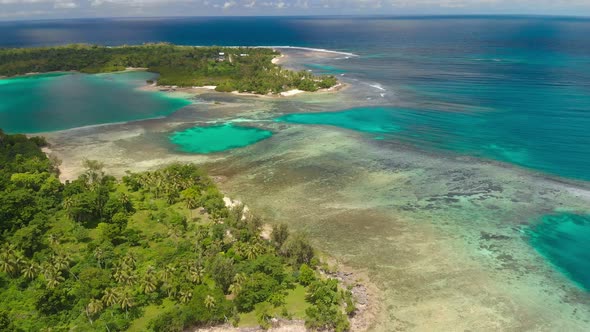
left=42, top=49, right=590, bottom=331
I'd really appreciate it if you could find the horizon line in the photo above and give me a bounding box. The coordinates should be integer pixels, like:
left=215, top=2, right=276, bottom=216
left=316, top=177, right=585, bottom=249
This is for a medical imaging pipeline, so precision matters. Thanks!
left=2, top=13, right=590, bottom=23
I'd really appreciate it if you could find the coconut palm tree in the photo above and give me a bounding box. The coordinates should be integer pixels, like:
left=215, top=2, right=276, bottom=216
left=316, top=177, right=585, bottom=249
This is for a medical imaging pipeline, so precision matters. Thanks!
left=47, top=233, right=60, bottom=247
left=102, top=288, right=120, bottom=307
left=113, top=265, right=136, bottom=285
left=118, top=290, right=134, bottom=317
left=162, top=281, right=178, bottom=299
left=93, top=248, right=104, bottom=268
left=179, top=289, right=192, bottom=304
left=52, top=254, right=70, bottom=271
left=228, top=283, right=242, bottom=296
left=21, top=261, right=39, bottom=280
left=62, top=196, right=75, bottom=214
left=42, top=266, right=65, bottom=289
left=160, top=264, right=176, bottom=283
left=187, top=264, right=204, bottom=284
left=204, top=294, right=216, bottom=309
left=181, top=187, right=200, bottom=218
left=139, top=267, right=158, bottom=294
left=85, top=298, right=104, bottom=325
left=167, top=227, right=182, bottom=248
left=0, top=244, right=20, bottom=276
left=119, top=193, right=133, bottom=212
left=122, top=253, right=136, bottom=269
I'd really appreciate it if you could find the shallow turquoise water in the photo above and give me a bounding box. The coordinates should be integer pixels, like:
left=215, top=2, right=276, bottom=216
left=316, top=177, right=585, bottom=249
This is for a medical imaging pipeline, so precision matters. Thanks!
left=0, top=71, right=190, bottom=133
left=278, top=108, right=401, bottom=134
left=304, top=63, right=346, bottom=75
left=169, top=124, right=273, bottom=153
left=277, top=106, right=590, bottom=182
left=528, top=214, right=590, bottom=291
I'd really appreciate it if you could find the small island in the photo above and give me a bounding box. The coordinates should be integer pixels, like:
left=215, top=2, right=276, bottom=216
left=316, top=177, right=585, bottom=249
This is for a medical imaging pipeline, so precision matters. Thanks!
left=0, top=44, right=339, bottom=95
left=0, top=130, right=359, bottom=331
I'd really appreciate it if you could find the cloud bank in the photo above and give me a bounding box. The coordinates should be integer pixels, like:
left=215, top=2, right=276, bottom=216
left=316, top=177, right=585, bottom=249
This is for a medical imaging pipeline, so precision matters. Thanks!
left=1, top=0, right=590, bottom=20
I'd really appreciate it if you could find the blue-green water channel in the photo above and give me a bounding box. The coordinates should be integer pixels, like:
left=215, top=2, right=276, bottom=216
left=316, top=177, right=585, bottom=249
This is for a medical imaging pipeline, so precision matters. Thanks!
left=0, top=71, right=190, bottom=133
left=278, top=106, right=590, bottom=182
left=528, top=214, right=590, bottom=291
left=169, top=124, right=273, bottom=154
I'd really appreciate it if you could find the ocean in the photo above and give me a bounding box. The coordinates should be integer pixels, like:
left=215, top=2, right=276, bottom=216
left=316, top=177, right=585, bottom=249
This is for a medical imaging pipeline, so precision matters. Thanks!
left=2, top=16, right=590, bottom=180
left=1, top=16, right=590, bottom=329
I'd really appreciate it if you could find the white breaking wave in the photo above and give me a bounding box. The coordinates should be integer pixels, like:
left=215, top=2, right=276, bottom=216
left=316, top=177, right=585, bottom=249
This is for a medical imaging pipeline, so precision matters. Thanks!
left=262, top=46, right=358, bottom=57
left=369, top=83, right=386, bottom=91
left=36, top=116, right=168, bottom=135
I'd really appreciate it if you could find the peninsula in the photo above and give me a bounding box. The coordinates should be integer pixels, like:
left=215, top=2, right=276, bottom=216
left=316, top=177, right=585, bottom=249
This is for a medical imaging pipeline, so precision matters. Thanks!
left=0, top=130, right=358, bottom=331
left=0, top=44, right=338, bottom=95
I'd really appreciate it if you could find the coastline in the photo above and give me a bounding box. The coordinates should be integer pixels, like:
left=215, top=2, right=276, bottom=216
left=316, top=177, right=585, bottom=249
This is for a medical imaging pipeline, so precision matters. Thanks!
left=24, top=41, right=590, bottom=331
left=139, top=81, right=348, bottom=99
left=206, top=196, right=380, bottom=331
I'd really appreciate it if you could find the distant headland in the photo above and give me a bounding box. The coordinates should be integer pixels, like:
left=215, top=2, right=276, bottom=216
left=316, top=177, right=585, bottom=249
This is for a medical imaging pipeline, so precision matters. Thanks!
left=0, top=43, right=339, bottom=96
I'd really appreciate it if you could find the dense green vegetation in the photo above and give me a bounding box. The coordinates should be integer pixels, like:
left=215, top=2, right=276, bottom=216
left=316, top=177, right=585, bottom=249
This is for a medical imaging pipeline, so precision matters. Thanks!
left=0, top=44, right=338, bottom=94
left=0, top=129, right=355, bottom=331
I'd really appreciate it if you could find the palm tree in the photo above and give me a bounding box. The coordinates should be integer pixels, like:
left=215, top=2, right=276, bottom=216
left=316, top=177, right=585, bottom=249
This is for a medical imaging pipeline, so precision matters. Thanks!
left=243, top=243, right=260, bottom=260
left=43, top=266, right=65, bottom=289
left=167, top=227, right=182, bottom=248
left=179, top=289, right=193, bottom=304
left=21, top=261, right=39, bottom=280
left=234, top=273, right=247, bottom=286
left=181, top=187, right=200, bottom=218
left=62, top=196, right=79, bottom=222
left=119, top=193, right=133, bottom=212
left=162, top=281, right=178, bottom=299
left=93, top=248, right=104, bottom=268
left=47, top=233, right=60, bottom=247
left=187, top=264, right=204, bottom=284
left=139, top=267, right=158, bottom=294
left=0, top=244, right=19, bottom=276
left=160, top=264, right=176, bottom=283
left=85, top=299, right=104, bottom=325
left=52, top=254, right=70, bottom=271
left=204, top=295, right=216, bottom=309
left=102, top=288, right=120, bottom=307
left=228, top=283, right=241, bottom=296
left=118, top=290, right=134, bottom=317
left=122, top=253, right=136, bottom=269
left=113, top=265, right=135, bottom=285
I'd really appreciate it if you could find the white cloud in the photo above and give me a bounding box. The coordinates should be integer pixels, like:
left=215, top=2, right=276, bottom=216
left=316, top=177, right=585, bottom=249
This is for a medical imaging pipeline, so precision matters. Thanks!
left=54, top=1, right=78, bottom=8
left=223, top=0, right=236, bottom=9
left=2, top=0, right=590, bottom=19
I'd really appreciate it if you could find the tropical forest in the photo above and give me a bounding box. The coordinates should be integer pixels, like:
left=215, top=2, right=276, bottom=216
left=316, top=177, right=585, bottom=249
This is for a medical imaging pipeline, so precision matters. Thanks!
left=0, top=130, right=356, bottom=331
left=0, top=44, right=338, bottom=94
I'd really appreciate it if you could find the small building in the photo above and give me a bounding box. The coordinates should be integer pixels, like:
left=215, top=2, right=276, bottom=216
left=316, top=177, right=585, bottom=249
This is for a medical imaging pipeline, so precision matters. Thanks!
left=217, top=52, right=226, bottom=62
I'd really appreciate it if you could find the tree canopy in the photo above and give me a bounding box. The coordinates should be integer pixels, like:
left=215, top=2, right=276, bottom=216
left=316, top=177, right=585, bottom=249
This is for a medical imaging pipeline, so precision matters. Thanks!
left=0, top=130, right=354, bottom=331
left=0, top=44, right=338, bottom=94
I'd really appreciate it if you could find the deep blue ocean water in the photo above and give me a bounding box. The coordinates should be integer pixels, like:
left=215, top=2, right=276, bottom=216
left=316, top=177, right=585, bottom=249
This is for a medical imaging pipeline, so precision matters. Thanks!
left=1, top=16, right=590, bottom=290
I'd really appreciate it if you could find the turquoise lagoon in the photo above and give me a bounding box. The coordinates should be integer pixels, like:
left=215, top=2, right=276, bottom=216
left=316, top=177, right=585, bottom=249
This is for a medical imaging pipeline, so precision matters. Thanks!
left=169, top=124, right=273, bottom=154
left=0, top=71, right=190, bottom=133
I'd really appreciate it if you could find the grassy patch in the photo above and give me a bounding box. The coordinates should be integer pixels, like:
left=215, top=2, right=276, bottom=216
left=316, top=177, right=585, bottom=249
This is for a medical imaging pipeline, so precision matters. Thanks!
left=128, top=299, right=175, bottom=332
left=238, top=284, right=310, bottom=328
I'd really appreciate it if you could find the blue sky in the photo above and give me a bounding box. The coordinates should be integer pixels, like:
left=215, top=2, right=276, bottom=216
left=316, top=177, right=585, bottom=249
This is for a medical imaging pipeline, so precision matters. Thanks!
left=1, top=0, right=590, bottom=20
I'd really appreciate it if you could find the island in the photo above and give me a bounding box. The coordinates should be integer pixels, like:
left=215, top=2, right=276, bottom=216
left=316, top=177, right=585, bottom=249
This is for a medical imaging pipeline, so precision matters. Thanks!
left=0, top=130, right=359, bottom=331
left=0, top=44, right=339, bottom=95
